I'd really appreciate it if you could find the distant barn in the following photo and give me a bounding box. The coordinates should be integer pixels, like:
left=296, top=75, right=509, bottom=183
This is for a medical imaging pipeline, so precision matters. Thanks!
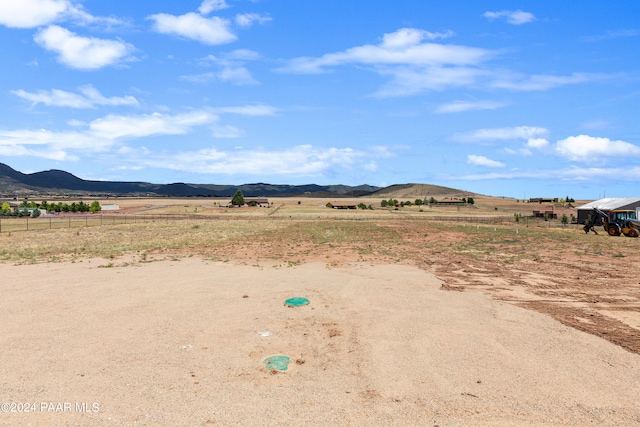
left=244, top=197, right=269, bottom=207
left=532, top=205, right=575, bottom=220
left=326, top=202, right=358, bottom=209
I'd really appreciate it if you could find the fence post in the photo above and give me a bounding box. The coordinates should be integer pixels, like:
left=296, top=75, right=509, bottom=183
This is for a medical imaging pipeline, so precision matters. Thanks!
left=26, top=216, right=29, bottom=231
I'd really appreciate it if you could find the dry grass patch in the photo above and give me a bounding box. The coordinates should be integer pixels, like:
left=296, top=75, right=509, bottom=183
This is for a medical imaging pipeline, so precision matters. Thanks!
left=0, top=219, right=287, bottom=264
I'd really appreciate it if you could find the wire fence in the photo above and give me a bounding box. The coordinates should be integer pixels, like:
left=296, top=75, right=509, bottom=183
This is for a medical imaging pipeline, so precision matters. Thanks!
left=0, top=214, right=205, bottom=233
left=0, top=212, right=577, bottom=234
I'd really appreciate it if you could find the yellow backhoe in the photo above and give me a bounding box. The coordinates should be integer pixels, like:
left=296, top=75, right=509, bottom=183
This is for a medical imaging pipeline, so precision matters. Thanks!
left=590, top=208, right=640, bottom=237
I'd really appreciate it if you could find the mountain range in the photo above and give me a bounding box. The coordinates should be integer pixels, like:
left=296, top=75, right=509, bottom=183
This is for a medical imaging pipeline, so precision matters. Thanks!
left=0, top=163, right=384, bottom=197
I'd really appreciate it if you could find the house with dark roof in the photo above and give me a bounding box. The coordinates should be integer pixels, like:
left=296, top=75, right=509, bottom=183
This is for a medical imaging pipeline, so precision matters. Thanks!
left=326, top=201, right=358, bottom=209
left=244, top=197, right=270, bottom=207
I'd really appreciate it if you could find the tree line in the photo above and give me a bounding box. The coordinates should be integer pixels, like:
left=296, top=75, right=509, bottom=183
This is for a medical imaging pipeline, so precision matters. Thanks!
left=381, top=197, right=475, bottom=207
left=0, top=200, right=102, bottom=217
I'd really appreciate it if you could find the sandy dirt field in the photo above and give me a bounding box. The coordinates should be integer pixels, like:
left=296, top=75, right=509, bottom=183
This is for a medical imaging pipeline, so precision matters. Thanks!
left=1, top=257, right=640, bottom=426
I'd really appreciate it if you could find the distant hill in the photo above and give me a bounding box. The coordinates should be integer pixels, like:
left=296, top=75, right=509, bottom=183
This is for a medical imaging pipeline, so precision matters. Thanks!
left=370, top=183, right=476, bottom=198
left=0, top=163, right=381, bottom=198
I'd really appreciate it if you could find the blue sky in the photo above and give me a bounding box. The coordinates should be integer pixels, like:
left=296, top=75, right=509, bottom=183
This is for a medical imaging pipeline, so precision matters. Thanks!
left=0, top=1, right=639, bottom=199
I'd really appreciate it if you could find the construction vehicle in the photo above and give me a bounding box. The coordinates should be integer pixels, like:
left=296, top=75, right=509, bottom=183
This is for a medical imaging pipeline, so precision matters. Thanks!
left=589, top=208, right=640, bottom=237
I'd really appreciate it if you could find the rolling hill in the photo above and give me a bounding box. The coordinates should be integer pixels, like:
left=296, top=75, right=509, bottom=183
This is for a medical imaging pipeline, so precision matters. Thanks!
left=370, top=183, right=476, bottom=198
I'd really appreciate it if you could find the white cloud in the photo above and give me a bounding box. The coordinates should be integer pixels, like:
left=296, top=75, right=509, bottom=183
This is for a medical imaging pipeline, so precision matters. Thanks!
left=446, top=165, right=640, bottom=184
left=467, top=154, right=505, bottom=168
left=34, top=25, right=135, bottom=70
left=216, top=105, right=277, bottom=116
left=148, top=12, right=236, bottom=45
left=87, top=111, right=218, bottom=140
left=211, top=125, right=242, bottom=138
left=560, top=166, right=640, bottom=182
left=279, top=27, right=493, bottom=97
left=453, top=126, right=549, bottom=142
left=67, top=119, right=86, bottom=127
left=281, top=28, right=490, bottom=74
left=363, top=161, right=378, bottom=172
left=184, top=50, right=261, bottom=85
left=375, top=66, right=486, bottom=97
left=11, top=85, right=138, bottom=109
left=235, top=13, right=272, bottom=28
left=582, top=29, right=640, bottom=42
left=182, top=67, right=258, bottom=85
left=225, top=49, right=261, bottom=61
left=435, top=100, right=506, bottom=113
left=135, top=144, right=393, bottom=177
left=0, top=0, right=127, bottom=30
left=381, top=28, right=455, bottom=48
left=279, top=26, right=605, bottom=97
left=217, top=66, right=259, bottom=85
left=555, top=135, right=640, bottom=162
left=483, top=10, right=535, bottom=25
left=0, top=128, right=107, bottom=160
left=198, top=0, right=229, bottom=15
left=526, top=138, right=549, bottom=149
left=0, top=0, right=69, bottom=28
left=181, top=72, right=217, bottom=84
left=505, top=146, right=536, bottom=156
left=3, top=111, right=216, bottom=149
left=0, top=145, right=76, bottom=161
left=65, top=6, right=129, bottom=29
left=491, top=72, right=603, bottom=91
left=188, top=72, right=258, bottom=86
left=0, top=105, right=281, bottom=163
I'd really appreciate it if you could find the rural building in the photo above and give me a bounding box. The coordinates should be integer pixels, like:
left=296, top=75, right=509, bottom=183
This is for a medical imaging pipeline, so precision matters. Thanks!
left=436, top=199, right=466, bottom=206
left=529, top=197, right=559, bottom=203
left=244, top=197, right=269, bottom=207
left=532, top=205, right=576, bottom=220
left=101, top=204, right=120, bottom=211
left=576, top=198, right=640, bottom=224
left=326, top=201, right=358, bottom=209
left=4, top=202, right=19, bottom=212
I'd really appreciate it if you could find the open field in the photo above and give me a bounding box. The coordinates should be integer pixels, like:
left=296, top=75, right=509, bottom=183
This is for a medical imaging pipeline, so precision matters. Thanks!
left=1, top=197, right=639, bottom=425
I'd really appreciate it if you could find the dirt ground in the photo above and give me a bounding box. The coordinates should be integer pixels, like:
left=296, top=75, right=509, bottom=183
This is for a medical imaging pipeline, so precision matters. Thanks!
left=1, top=258, right=639, bottom=426
left=207, top=218, right=640, bottom=357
